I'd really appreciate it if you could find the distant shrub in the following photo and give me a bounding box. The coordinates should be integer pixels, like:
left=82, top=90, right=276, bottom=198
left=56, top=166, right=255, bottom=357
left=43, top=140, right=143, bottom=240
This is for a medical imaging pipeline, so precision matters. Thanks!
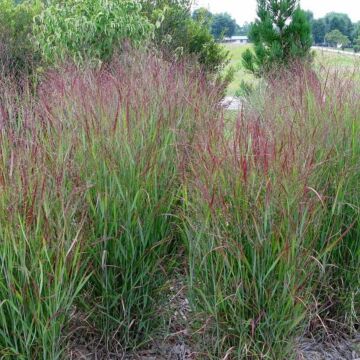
left=353, top=37, right=360, bottom=52
left=141, top=0, right=229, bottom=73
left=182, top=18, right=230, bottom=72
left=0, top=0, right=42, bottom=76
left=34, top=0, right=153, bottom=64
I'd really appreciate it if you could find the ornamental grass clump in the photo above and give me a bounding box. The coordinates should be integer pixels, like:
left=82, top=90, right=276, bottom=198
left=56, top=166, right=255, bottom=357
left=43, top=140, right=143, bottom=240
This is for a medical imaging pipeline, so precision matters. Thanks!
left=0, top=50, right=224, bottom=356
left=36, top=51, right=224, bottom=348
left=183, top=64, right=360, bottom=358
left=0, top=80, right=89, bottom=359
left=0, top=46, right=358, bottom=359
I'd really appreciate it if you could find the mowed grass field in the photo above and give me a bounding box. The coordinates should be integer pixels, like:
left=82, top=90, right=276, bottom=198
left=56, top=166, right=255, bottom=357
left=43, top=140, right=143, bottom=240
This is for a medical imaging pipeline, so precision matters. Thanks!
left=224, top=43, right=256, bottom=95
left=225, top=43, right=360, bottom=95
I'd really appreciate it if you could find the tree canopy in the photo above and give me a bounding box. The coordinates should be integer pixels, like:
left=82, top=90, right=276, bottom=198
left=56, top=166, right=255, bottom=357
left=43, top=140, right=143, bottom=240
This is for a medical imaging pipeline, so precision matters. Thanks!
left=141, top=1, right=229, bottom=72
left=192, top=7, right=212, bottom=26
left=192, top=8, right=239, bottom=40
left=324, top=12, right=353, bottom=41
left=34, top=0, right=153, bottom=64
left=235, top=22, right=252, bottom=36
left=354, top=36, right=360, bottom=53
left=306, top=11, right=356, bottom=46
left=325, top=29, right=350, bottom=48
left=311, top=19, right=326, bottom=44
left=211, top=13, right=237, bottom=39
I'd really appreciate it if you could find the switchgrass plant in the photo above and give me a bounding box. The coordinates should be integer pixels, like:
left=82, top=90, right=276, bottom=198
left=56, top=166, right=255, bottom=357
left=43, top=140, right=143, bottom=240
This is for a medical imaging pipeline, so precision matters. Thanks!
left=0, top=47, right=358, bottom=360
left=183, top=65, right=360, bottom=358
left=0, top=82, right=89, bottom=359
left=311, top=71, right=360, bottom=332
left=0, top=51, right=224, bottom=357
left=36, top=51, right=223, bottom=350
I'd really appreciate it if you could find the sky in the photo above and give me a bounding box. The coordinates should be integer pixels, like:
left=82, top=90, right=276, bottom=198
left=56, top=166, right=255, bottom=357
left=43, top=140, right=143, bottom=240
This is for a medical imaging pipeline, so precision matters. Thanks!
left=193, top=0, right=360, bottom=25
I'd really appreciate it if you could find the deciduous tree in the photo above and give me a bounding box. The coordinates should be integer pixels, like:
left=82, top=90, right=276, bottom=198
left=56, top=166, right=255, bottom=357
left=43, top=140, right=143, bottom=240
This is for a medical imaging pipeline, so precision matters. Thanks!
left=141, top=0, right=229, bottom=73
left=325, top=29, right=350, bottom=49
left=211, top=12, right=237, bottom=39
left=312, top=19, right=326, bottom=44
left=34, top=0, right=152, bottom=64
left=324, top=13, right=353, bottom=41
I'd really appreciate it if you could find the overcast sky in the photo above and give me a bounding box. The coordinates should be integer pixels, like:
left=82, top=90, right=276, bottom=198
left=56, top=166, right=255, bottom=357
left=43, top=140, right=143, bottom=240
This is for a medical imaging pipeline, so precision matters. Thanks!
left=193, top=0, right=360, bottom=25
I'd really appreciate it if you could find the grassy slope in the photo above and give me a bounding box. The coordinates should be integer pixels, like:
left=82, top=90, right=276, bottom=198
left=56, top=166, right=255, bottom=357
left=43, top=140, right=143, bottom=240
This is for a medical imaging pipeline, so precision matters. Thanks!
left=225, top=44, right=360, bottom=95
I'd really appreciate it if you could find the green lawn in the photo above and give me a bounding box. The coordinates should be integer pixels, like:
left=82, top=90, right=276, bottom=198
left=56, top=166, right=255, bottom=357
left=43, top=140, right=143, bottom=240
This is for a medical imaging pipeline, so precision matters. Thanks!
left=224, top=44, right=360, bottom=96
left=224, top=43, right=257, bottom=96
left=314, top=49, right=360, bottom=68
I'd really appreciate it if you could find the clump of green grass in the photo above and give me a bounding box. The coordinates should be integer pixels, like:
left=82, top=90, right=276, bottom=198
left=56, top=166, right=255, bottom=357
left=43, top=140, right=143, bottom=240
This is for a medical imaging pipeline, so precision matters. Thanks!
left=32, top=53, right=219, bottom=349
left=183, top=64, right=360, bottom=358
left=0, top=51, right=223, bottom=356
left=0, top=48, right=358, bottom=360
left=0, top=82, right=89, bottom=359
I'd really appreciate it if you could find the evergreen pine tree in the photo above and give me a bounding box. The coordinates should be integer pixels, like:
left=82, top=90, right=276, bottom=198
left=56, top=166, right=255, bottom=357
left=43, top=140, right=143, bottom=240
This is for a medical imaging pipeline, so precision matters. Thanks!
left=242, top=0, right=313, bottom=77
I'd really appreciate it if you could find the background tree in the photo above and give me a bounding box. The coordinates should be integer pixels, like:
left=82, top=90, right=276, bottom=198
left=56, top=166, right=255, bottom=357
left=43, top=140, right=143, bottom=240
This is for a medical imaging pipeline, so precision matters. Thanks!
left=324, top=13, right=353, bottom=41
left=0, top=0, right=42, bottom=76
left=34, top=0, right=152, bottom=64
left=211, top=12, right=237, bottom=39
left=192, top=9, right=243, bottom=40
left=354, top=37, right=360, bottom=53
left=304, top=10, right=314, bottom=24
left=140, top=0, right=190, bottom=48
left=325, top=29, right=350, bottom=49
left=352, top=21, right=360, bottom=45
left=242, top=0, right=313, bottom=77
left=235, top=21, right=252, bottom=36
left=303, top=12, right=358, bottom=48
left=312, top=18, right=326, bottom=44
left=192, top=7, right=213, bottom=26
left=141, top=0, right=229, bottom=73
